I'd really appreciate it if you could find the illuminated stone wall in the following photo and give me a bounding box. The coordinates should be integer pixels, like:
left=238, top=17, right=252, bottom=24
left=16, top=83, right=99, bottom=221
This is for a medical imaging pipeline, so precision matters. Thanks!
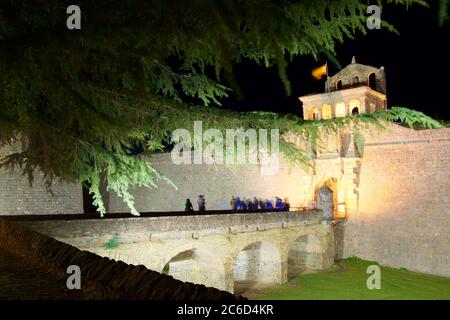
left=0, top=143, right=83, bottom=215
left=342, top=124, right=450, bottom=277
left=109, top=154, right=316, bottom=212
left=108, top=146, right=360, bottom=214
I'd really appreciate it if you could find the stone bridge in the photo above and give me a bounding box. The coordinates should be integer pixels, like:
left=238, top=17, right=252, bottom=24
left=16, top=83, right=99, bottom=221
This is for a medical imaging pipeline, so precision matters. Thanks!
left=14, top=210, right=334, bottom=293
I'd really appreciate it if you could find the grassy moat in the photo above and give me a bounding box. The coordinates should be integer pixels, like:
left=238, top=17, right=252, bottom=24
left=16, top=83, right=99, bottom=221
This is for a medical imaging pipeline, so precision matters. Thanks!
left=252, top=257, right=450, bottom=300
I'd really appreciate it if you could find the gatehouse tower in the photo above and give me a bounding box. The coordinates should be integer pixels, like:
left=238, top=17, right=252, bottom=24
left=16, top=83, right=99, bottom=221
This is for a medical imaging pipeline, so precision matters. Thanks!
left=300, top=57, right=387, bottom=120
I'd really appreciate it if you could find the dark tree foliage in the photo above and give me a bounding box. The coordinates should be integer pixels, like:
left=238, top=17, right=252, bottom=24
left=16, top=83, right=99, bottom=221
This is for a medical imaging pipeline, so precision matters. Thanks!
left=0, top=0, right=438, bottom=215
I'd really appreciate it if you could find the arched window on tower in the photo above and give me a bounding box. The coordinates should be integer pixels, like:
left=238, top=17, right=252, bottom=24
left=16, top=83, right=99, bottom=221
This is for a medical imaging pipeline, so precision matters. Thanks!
left=322, top=104, right=331, bottom=119
left=336, top=79, right=343, bottom=90
left=349, top=99, right=360, bottom=115
left=351, top=76, right=359, bottom=86
left=308, top=106, right=319, bottom=120
left=368, top=73, right=376, bottom=90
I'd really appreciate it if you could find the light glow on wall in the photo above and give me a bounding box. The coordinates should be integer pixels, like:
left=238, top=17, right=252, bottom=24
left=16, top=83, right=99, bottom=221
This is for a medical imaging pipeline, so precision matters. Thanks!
left=322, top=104, right=331, bottom=119
left=336, top=203, right=346, bottom=218
left=335, top=102, right=346, bottom=117
left=338, top=190, right=345, bottom=203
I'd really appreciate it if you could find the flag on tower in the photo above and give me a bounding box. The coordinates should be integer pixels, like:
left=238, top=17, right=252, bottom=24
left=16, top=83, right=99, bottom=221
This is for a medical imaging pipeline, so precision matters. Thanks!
left=311, top=62, right=328, bottom=80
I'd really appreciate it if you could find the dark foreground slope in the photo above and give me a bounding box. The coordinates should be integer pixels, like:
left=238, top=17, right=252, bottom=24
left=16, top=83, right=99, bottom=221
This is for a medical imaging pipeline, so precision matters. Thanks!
left=0, top=218, right=242, bottom=300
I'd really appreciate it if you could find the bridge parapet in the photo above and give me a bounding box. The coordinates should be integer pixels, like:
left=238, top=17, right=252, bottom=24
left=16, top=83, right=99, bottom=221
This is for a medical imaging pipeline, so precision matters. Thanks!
left=14, top=210, right=322, bottom=247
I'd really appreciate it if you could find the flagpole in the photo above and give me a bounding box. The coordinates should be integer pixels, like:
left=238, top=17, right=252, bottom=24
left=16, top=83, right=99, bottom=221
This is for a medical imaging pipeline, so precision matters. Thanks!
left=327, top=61, right=333, bottom=118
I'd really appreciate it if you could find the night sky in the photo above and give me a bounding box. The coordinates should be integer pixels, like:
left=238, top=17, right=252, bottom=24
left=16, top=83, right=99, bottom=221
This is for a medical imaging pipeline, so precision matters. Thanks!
left=222, top=2, right=450, bottom=120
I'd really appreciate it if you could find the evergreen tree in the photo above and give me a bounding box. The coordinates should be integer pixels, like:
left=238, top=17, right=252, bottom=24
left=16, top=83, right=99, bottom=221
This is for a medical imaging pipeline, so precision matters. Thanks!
left=0, top=0, right=438, bottom=215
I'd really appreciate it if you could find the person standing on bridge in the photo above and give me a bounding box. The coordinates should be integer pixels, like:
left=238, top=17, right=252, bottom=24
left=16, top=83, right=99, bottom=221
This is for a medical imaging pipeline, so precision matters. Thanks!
left=252, top=197, right=259, bottom=210
left=284, top=197, right=290, bottom=211
left=236, top=197, right=242, bottom=211
left=247, top=198, right=254, bottom=210
left=241, top=198, right=248, bottom=211
left=275, top=197, right=285, bottom=211
left=197, top=195, right=206, bottom=211
left=259, top=198, right=266, bottom=210
left=230, top=196, right=238, bottom=211
left=184, top=199, right=194, bottom=212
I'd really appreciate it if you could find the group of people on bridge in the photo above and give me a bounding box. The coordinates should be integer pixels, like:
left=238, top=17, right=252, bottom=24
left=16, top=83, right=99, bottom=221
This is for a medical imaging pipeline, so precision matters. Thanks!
left=230, top=196, right=290, bottom=212
left=184, top=195, right=290, bottom=212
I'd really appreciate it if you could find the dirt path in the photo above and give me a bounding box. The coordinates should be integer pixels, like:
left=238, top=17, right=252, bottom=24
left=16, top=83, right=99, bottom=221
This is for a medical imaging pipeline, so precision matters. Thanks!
left=0, top=247, right=89, bottom=300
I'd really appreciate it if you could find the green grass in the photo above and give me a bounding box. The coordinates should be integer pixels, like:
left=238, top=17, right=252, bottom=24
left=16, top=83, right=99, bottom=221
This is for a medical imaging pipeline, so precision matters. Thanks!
left=258, top=257, right=450, bottom=300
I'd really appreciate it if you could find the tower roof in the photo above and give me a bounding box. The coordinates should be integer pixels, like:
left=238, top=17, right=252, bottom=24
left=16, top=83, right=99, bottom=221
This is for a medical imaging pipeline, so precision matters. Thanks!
left=330, top=62, right=379, bottom=80
left=325, top=58, right=386, bottom=94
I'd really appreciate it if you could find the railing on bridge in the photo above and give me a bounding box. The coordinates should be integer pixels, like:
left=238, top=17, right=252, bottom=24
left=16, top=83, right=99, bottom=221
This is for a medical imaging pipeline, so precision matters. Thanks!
left=1, top=207, right=314, bottom=222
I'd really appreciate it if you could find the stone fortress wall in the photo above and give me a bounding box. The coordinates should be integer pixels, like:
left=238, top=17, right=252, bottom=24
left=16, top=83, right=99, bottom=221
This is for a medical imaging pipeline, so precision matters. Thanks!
left=0, top=143, right=82, bottom=215
left=342, top=124, right=450, bottom=277
left=1, top=123, right=449, bottom=278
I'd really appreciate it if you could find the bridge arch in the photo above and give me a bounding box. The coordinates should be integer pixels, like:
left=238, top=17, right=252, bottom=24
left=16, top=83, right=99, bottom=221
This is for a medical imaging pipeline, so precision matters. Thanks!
left=233, top=241, right=282, bottom=294
left=161, top=245, right=227, bottom=291
left=287, top=233, right=325, bottom=278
